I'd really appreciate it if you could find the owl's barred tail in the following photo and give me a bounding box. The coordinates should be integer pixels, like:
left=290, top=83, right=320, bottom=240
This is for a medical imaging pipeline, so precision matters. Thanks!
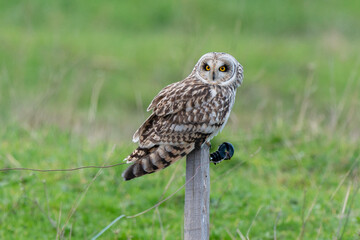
left=122, top=144, right=195, bottom=181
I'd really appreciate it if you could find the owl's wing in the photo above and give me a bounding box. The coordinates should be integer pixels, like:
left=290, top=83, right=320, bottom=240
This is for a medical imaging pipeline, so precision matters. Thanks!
left=133, top=78, right=229, bottom=148
left=147, top=78, right=210, bottom=116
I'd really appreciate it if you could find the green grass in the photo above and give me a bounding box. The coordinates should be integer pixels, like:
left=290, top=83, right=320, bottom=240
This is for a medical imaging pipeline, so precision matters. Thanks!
left=1, top=0, right=360, bottom=239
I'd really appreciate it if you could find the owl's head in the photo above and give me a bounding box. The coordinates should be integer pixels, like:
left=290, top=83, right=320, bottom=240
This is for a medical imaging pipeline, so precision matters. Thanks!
left=193, top=52, right=243, bottom=87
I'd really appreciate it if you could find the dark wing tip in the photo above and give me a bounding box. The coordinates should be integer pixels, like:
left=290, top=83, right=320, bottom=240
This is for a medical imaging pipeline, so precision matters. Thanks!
left=122, top=165, right=136, bottom=181
left=122, top=161, right=150, bottom=181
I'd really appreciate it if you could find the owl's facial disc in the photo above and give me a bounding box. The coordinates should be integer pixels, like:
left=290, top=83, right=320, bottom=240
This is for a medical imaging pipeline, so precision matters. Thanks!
left=196, top=53, right=237, bottom=85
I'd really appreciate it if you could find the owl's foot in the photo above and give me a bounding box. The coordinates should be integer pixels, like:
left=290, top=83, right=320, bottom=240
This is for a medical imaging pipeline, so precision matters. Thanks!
left=210, top=142, right=234, bottom=165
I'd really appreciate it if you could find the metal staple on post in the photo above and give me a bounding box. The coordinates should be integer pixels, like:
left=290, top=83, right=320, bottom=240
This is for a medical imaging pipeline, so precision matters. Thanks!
left=184, top=144, right=210, bottom=240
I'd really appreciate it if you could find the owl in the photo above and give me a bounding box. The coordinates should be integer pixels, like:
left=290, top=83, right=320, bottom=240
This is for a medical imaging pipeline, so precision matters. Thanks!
left=122, top=52, right=243, bottom=181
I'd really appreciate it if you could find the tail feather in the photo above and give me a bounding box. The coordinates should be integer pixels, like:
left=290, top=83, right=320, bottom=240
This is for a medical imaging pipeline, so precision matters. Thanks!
left=122, top=144, right=194, bottom=181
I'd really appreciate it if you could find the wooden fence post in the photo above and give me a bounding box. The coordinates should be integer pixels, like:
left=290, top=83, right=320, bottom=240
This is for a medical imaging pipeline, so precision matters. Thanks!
left=184, top=144, right=210, bottom=240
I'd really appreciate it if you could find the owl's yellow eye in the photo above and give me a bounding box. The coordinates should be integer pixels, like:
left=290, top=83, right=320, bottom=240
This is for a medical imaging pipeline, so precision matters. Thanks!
left=219, top=66, right=226, bottom=72
left=205, top=65, right=210, bottom=71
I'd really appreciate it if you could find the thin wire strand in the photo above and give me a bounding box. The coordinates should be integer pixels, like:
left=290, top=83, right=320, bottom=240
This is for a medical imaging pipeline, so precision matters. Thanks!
left=60, top=145, right=116, bottom=238
left=91, top=164, right=202, bottom=239
left=0, top=162, right=127, bottom=172
left=127, top=164, right=201, bottom=218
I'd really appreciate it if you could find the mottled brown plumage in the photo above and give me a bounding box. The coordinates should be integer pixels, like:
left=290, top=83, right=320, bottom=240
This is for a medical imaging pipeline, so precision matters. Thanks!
left=122, top=52, right=243, bottom=180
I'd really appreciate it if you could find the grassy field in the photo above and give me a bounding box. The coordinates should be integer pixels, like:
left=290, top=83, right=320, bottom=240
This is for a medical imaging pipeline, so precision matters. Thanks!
left=1, top=1, right=360, bottom=239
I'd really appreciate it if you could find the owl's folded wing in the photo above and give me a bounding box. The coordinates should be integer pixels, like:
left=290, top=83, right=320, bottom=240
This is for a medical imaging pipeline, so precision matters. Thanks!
left=132, top=78, right=227, bottom=148
left=133, top=112, right=214, bottom=148
left=147, top=78, right=211, bottom=116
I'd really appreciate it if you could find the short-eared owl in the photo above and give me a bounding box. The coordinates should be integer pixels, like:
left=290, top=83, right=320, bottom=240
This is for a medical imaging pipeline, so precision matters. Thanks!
left=122, top=52, right=243, bottom=180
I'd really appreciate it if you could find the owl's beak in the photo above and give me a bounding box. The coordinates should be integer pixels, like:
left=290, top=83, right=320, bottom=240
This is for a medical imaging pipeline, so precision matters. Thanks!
left=212, top=71, right=216, bottom=81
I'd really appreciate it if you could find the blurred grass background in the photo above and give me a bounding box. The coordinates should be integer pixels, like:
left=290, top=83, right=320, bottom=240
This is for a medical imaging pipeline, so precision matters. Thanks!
left=0, top=0, right=360, bottom=239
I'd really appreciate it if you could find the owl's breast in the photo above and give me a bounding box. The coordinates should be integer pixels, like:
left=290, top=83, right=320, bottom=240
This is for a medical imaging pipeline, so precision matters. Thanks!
left=204, top=88, right=236, bottom=140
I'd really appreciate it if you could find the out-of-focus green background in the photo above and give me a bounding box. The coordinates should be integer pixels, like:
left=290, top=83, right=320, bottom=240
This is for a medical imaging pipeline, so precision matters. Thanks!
left=1, top=1, right=359, bottom=239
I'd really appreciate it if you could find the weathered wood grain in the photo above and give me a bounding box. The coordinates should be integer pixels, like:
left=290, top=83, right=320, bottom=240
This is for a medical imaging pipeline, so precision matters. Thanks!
left=184, top=144, right=210, bottom=240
